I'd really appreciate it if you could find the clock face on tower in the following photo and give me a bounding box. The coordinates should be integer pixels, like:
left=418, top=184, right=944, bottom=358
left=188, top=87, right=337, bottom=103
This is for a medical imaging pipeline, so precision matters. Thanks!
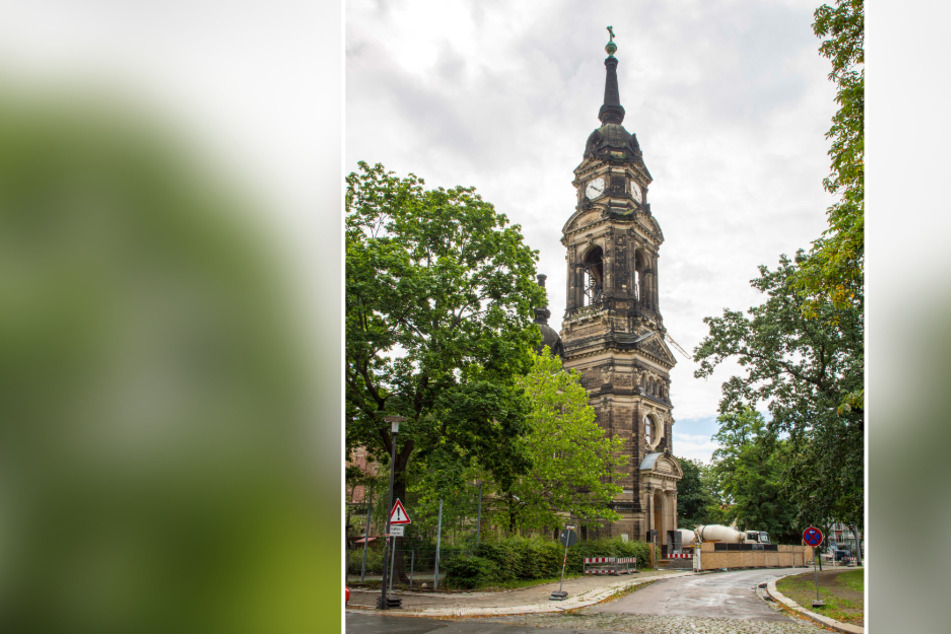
left=632, top=184, right=642, bottom=203
left=585, top=177, right=606, bottom=200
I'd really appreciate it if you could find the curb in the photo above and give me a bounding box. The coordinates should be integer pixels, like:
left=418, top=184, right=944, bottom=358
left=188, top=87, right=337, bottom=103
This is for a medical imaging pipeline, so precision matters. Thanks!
left=765, top=576, right=863, bottom=634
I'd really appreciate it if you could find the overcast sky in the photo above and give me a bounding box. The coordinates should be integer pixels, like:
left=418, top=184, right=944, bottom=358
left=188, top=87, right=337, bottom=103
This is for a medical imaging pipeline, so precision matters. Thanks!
left=347, top=0, right=839, bottom=463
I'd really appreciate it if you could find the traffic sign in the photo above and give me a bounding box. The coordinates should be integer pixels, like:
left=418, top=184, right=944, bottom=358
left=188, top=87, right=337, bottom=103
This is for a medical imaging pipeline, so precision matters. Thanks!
left=389, top=498, right=411, bottom=525
left=803, top=526, right=823, bottom=547
left=389, top=525, right=405, bottom=537
left=559, top=528, right=578, bottom=548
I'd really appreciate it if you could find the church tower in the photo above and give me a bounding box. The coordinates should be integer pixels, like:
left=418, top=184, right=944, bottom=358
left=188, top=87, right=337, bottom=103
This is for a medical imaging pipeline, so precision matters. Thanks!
left=560, top=28, right=683, bottom=547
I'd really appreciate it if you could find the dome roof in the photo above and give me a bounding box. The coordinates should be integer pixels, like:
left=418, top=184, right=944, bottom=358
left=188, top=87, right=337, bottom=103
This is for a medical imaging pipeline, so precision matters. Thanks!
left=600, top=123, right=633, bottom=148
left=536, top=322, right=564, bottom=358
left=584, top=123, right=641, bottom=161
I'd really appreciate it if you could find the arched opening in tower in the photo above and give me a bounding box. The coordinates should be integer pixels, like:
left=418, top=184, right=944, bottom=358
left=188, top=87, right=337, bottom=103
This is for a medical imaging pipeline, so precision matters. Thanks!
left=583, top=247, right=604, bottom=306
left=635, top=249, right=650, bottom=307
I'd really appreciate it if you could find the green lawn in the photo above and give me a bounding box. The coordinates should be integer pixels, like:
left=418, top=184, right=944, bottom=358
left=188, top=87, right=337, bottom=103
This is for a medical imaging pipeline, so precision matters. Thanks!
left=776, top=568, right=864, bottom=625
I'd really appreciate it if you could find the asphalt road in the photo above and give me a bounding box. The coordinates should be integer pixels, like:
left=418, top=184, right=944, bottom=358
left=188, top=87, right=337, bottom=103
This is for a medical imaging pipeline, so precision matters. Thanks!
left=587, top=567, right=806, bottom=620
left=348, top=568, right=830, bottom=633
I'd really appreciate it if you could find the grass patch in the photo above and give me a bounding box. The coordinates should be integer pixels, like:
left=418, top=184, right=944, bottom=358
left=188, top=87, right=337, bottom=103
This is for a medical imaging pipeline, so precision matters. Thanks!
left=835, top=569, right=863, bottom=592
left=776, top=568, right=864, bottom=625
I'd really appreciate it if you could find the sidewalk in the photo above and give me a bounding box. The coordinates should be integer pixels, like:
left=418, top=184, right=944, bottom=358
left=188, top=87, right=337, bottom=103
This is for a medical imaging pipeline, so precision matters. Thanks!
left=346, top=569, right=694, bottom=617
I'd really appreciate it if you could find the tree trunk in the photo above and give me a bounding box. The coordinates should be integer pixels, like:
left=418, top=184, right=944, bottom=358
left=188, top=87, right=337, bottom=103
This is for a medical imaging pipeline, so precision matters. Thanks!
left=850, top=523, right=863, bottom=566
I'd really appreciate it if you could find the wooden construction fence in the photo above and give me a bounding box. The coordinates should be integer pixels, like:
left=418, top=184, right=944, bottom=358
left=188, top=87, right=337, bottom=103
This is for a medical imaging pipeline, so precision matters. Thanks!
left=696, top=543, right=813, bottom=570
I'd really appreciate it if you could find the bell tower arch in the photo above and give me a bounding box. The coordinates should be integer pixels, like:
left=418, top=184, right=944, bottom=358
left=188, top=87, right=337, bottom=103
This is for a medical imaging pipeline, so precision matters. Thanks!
left=560, top=28, right=682, bottom=546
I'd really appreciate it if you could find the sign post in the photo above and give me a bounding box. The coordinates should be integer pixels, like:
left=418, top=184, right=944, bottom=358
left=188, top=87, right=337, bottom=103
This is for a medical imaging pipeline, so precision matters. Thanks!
left=803, top=526, right=825, bottom=607
left=550, top=525, right=577, bottom=601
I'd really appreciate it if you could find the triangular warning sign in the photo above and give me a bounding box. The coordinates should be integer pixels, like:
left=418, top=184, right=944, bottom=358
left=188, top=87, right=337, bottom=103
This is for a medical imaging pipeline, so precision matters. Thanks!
left=389, top=498, right=411, bottom=525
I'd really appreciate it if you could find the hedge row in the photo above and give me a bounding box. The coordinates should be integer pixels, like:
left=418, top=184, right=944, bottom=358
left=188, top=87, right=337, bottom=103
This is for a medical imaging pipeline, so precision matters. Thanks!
left=444, top=536, right=651, bottom=587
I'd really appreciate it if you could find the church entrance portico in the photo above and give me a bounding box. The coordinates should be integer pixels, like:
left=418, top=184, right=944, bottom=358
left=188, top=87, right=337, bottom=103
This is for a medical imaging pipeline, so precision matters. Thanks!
left=641, top=451, right=682, bottom=549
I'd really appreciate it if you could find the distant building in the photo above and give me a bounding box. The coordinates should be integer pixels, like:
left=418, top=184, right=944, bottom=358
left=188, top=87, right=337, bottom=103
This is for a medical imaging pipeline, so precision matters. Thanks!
left=829, top=521, right=863, bottom=555
left=346, top=445, right=378, bottom=505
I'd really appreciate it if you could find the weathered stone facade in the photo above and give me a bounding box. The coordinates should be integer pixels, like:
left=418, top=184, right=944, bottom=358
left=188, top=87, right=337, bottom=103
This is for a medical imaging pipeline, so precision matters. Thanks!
left=559, top=38, right=682, bottom=546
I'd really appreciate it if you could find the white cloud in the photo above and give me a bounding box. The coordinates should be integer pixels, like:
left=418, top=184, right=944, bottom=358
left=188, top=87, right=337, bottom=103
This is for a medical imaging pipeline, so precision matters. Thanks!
left=673, top=432, right=721, bottom=465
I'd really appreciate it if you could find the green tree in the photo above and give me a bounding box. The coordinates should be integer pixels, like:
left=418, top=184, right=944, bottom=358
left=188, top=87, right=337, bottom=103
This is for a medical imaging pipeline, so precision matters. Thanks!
left=709, top=408, right=800, bottom=544
left=694, top=253, right=863, bottom=528
left=345, top=162, right=544, bottom=579
left=675, top=457, right=718, bottom=529
left=410, top=349, right=628, bottom=536
left=506, top=349, right=627, bottom=533
left=797, top=0, right=864, bottom=316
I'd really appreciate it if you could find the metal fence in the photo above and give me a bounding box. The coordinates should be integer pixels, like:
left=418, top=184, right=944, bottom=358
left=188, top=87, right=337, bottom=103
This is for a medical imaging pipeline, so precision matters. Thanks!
left=345, top=481, right=488, bottom=589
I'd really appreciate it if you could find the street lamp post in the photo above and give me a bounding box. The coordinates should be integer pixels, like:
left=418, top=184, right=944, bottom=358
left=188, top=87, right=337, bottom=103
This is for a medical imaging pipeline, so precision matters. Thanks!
left=378, top=415, right=406, bottom=610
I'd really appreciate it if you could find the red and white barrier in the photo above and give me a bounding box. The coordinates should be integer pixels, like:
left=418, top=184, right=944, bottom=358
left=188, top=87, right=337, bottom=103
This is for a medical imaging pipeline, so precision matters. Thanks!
left=583, top=556, right=638, bottom=575
left=667, top=553, right=693, bottom=559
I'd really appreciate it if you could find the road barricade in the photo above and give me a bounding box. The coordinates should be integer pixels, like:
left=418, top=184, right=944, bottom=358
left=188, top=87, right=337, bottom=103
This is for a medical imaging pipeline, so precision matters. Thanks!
left=583, top=556, right=637, bottom=575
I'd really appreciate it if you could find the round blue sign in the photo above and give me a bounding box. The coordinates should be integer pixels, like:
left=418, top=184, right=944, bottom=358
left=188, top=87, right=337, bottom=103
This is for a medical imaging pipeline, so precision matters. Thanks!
left=802, top=526, right=823, bottom=547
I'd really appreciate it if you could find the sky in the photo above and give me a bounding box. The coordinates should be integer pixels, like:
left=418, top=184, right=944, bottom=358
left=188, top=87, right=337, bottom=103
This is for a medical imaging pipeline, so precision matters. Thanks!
left=346, top=0, right=839, bottom=463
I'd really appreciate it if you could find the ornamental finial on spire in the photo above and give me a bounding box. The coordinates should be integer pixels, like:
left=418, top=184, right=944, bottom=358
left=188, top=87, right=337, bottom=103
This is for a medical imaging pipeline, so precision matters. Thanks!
left=598, top=26, right=624, bottom=124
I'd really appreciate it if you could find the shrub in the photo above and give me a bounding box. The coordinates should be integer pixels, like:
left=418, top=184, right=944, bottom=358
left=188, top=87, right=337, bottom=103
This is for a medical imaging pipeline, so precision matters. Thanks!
left=347, top=545, right=385, bottom=575
left=475, top=539, right=521, bottom=581
left=442, top=555, right=499, bottom=589
left=517, top=537, right=562, bottom=579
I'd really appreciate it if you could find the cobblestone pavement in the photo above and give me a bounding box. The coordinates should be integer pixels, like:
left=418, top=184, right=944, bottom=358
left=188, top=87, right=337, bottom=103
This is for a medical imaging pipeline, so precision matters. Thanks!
left=480, top=612, right=831, bottom=633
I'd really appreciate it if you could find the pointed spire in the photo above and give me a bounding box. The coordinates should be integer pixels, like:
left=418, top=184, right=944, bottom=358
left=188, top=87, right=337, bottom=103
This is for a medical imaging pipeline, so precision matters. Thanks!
left=598, top=26, right=625, bottom=125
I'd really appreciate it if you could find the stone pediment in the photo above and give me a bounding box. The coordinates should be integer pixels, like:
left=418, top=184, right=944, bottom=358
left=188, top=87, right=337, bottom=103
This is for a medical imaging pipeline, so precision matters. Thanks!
left=640, top=452, right=683, bottom=479
left=634, top=331, right=677, bottom=368
left=563, top=208, right=604, bottom=235
left=635, top=212, right=664, bottom=243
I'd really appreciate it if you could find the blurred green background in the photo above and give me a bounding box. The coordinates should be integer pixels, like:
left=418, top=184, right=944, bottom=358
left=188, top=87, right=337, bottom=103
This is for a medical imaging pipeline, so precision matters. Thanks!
left=0, top=42, right=340, bottom=634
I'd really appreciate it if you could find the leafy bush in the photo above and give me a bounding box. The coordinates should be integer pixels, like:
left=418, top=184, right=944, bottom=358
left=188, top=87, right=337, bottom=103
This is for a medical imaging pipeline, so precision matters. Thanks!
left=442, top=555, right=499, bottom=589
left=347, top=545, right=385, bottom=575
left=517, top=537, right=563, bottom=579
left=474, top=540, right=520, bottom=581
left=419, top=535, right=653, bottom=589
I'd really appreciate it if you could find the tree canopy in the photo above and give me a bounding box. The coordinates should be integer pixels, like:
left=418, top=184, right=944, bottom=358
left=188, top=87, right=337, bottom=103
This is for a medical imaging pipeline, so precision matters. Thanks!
left=345, top=161, right=544, bottom=574
left=709, top=408, right=800, bottom=544
left=506, top=349, right=627, bottom=532
left=675, top=457, right=720, bottom=530
left=798, top=0, right=864, bottom=317
left=695, top=1, right=865, bottom=534
left=695, top=253, right=863, bottom=527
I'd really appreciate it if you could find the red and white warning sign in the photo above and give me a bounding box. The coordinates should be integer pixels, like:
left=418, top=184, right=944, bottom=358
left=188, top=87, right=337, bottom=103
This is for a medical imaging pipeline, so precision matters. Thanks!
left=389, top=499, right=411, bottom=525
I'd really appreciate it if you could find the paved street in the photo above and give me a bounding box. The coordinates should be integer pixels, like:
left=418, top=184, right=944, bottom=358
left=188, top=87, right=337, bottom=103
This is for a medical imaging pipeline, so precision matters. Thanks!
left=483, top=568, right=828, bottom=633
left=348, top=568, right=834, bottom=633
left=589, top=568, right=799, bottom=619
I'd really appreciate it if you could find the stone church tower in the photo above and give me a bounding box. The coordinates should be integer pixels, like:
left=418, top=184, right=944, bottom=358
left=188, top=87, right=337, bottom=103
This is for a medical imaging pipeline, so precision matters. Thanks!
left=560, top=31, right=683, bottom=548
